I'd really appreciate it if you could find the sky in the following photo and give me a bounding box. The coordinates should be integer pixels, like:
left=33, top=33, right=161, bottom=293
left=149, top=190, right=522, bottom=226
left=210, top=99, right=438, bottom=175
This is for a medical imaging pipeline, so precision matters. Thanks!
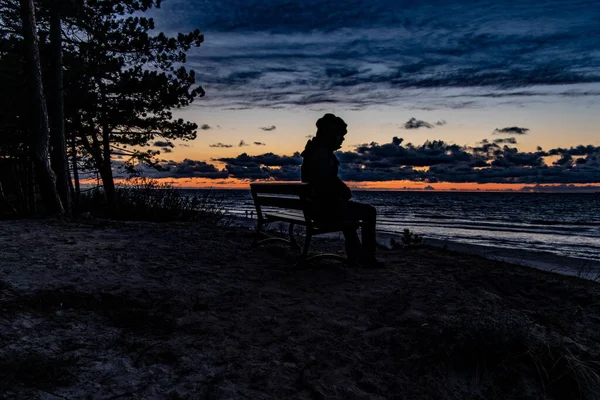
left=116, top=0, right=600, bottom=191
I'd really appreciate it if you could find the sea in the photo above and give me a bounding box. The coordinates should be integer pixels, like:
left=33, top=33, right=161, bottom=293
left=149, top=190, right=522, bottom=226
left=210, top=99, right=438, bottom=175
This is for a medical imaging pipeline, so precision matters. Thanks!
left=184, top=189, right=600, bottom=262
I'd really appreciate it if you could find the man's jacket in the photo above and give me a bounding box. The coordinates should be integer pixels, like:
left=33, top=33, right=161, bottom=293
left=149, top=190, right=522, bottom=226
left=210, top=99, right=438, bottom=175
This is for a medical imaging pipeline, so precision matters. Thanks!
left=300, top=137, right=351, bottom=221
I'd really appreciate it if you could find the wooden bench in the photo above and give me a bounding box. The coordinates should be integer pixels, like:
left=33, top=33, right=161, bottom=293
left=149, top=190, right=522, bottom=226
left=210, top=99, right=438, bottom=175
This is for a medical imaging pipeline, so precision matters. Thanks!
left=250, top=182, right=361, bottom=265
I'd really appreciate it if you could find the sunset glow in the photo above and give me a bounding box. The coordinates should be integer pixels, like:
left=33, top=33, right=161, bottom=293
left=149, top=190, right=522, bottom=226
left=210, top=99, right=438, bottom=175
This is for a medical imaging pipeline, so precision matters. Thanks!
left=84, top=177, right=600, bottom=193
left=102, top=0, right=600, bottom=191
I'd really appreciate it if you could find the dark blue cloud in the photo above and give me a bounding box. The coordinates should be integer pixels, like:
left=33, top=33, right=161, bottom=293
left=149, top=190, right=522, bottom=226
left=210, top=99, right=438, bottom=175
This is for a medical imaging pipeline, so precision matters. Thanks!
left=148, top=0, right=600, bottom=108
left=114, top=159, right=229, bottom=179
left=548, top=145, right=600, bottom=156
left=493, top=138, right=518, bottom=144
left=494, top=127, right=529, bottom=135
left=117, top=138, right=600, bottom=183
left=153, top=141, right=174, bottom=148
left=403, top=118, right=434, bottom=129
left=215, top=152, right=302, bottom=167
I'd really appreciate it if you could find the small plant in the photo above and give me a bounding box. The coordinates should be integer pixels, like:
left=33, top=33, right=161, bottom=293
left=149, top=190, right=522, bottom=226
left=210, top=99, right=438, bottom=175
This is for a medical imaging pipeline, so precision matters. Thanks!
left=390, top=229, right=423, bottom=249
left=80, top=177, right=228, bottom=224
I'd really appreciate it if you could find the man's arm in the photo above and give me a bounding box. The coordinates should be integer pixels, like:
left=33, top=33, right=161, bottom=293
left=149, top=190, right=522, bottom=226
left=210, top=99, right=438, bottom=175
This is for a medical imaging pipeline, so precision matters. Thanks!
left=303, top=147, right=351, bottom=201
left=336, top=177, right=352, bottom=201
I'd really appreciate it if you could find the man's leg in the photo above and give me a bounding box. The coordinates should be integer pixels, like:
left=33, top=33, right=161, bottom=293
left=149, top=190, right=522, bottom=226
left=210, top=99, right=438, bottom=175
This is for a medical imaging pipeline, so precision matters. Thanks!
left=348, top=201, right=377, bottom=259
left=343, top=201, right=380, bottom=263
left=342, top=227, right=361, bottom=262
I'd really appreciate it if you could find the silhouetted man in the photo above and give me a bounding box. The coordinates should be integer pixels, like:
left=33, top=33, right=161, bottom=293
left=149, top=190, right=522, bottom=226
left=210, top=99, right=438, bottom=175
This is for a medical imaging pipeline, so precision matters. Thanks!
left=301, top=113, right=384, bottom=268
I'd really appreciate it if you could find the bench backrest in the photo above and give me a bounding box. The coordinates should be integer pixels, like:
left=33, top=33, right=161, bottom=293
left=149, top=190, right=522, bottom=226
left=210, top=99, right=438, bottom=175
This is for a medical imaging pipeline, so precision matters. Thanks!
left=250, top=182, right=315, bottom=225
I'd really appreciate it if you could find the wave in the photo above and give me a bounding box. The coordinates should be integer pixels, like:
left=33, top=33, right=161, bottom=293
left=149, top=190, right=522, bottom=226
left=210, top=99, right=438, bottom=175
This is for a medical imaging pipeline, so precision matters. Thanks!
left=377, top=218, right=596, bottom=234
left=528, top=219, right=600, bottom=226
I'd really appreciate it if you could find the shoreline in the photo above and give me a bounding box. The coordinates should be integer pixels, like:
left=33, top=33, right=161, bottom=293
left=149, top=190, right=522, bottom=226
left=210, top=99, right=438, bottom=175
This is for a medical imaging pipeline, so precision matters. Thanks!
left=376, top=230, right=600, bottom=281
left=231, top=216, right=600, bottom=281
left=422, top=237, right=600, bottom=279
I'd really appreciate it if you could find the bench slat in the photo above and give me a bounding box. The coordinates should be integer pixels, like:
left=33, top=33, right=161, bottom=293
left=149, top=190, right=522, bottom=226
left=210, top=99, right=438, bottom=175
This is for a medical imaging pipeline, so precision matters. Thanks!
left=264, top=211, right=306, bottom=224
left=255, top=196, right=305, bottom=210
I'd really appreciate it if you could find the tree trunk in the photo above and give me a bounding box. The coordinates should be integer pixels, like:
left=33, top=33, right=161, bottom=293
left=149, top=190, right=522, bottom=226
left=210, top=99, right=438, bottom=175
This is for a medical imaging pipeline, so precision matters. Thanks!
left=0, top=181, right=19, bottom=217
left=49, top=8, right=72, bottom=215
left=26, top=155, right=35, bottom=214
left=100, top=127, right=116, bottom=211
left=20, top=0, right=64, bottom=216
left=70, top=134, right=80, bottom=211
left=99, top=84, right=116, bottom=212
left=80, top=127, right=115, bottom=213
left=98, top=157, right=116, bottom=211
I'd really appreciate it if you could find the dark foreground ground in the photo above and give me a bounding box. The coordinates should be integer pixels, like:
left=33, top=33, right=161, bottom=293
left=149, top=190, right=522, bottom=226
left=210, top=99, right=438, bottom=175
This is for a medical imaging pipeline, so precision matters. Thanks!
left=0, top=219, right=599, bottom=399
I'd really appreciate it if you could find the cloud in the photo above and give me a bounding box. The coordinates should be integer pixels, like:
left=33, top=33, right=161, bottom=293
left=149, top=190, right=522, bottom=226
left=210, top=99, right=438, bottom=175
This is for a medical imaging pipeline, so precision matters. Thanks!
left=153, top=141, right=174, bottom=148
left=490, top=147, right=544, bottom=168
left=226, top=164, right=301, bottom=181
left=216, top=152, right=302, bottom=167
left=403, top=118, right=434, bottom=129
left=113, top=159, right=229, bottom=179
left=493, top=138, right=518, bottom=144
left=209, top=143, right=234, bottom=148
left=553, top=155, right=573, bottom=166
left=254, top=142, right=267, bottom=146
left=346, top=138, right=476, bottom=167
left=259, top=126, right=276, bottom=131
left=493, top=127, right=530, bottom=135
left=200, top=124, right=212, bottom=130
left=239, top=140, right=250, bottom=147
left=435, top=120, right=447, bottom=126
left=166, top=159, right=229, bottom=179
left=548, top=145, right=600, bottom=157
left=144, top=0, right=600, bottom=110
left=214, top=150, right=303, bottom=179
left=119, top=137, right=600, bottom=184
left=162, top=148, right=173, bottom=153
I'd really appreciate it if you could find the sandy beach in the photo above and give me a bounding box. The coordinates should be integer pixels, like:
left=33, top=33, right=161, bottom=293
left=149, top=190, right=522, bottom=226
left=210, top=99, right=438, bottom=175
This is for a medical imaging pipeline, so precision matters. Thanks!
left=1, top=218, right=599, bottom=399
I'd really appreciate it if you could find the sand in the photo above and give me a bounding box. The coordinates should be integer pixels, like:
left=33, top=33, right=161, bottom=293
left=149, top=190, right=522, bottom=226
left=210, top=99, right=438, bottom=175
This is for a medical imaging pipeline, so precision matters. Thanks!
left=1, top=219, right=599, bottom=399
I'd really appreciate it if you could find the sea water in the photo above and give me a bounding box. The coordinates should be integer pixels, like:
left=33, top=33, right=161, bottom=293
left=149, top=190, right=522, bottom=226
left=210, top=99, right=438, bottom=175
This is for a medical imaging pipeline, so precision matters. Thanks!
left=184, top=189, right=600, bottom=262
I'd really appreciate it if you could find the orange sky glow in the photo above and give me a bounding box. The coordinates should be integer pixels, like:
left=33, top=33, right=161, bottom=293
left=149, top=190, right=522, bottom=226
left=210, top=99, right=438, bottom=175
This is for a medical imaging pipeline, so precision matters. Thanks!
left=82, top=177, right=600, bottom=192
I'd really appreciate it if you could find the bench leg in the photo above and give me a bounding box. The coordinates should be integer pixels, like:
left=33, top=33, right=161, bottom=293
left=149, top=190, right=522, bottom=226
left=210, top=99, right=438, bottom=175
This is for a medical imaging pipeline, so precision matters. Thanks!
left=251, top=221, right=262, bottom=247
left=294, top=232, right=312, bottom=267
left=288, top=223, right=300, bottom=250
left=253, top=221, right=299, bottom=249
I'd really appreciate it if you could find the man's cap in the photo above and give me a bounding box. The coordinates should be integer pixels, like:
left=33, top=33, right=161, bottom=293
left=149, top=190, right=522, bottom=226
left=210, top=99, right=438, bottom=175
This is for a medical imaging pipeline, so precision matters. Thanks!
left=316, top=113, right=347, bottom=135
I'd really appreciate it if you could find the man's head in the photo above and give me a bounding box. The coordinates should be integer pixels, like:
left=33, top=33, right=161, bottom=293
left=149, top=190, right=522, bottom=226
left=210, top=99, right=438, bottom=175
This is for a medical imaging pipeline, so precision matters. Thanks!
left=315, top=113, right=347, bottom=150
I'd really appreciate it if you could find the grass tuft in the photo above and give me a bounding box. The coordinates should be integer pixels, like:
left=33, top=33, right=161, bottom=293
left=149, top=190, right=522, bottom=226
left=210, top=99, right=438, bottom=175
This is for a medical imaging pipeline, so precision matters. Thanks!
left=80, top=177, right=228, bottom=224
left=434, top=315, right=600, bottom=399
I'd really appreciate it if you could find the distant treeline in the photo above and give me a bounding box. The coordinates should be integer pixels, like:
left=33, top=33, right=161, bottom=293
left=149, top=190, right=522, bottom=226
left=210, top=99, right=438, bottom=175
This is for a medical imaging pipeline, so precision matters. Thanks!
left=0, top=0, right=204, bottom=216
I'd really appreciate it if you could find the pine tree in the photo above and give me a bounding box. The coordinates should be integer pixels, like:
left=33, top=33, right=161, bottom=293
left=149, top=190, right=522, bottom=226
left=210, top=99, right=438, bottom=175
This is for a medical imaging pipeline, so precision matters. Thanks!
left=65, top=0, right=204, bottom=210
